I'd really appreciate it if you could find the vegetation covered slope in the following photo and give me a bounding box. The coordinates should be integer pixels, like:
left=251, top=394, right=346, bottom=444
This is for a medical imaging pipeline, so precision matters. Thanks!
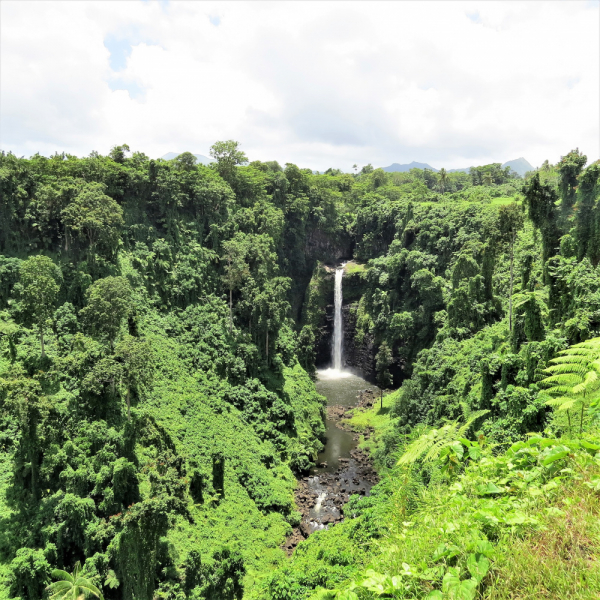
left=0, top=144, right=599, bottom=599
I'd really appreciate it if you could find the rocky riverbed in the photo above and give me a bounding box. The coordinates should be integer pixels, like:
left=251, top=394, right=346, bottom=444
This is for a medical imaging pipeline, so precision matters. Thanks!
left=283, top=388, right=380, bottom=554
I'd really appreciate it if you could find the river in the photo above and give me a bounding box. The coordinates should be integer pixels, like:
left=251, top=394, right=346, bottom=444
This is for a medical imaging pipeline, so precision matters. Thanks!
left=284, top=265, right=380, bottom=551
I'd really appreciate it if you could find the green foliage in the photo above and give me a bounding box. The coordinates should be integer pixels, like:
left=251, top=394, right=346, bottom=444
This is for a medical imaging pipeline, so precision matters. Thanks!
left=61, top=183, right=124, bottom=261
left=397, top=409, right=488, bottom=472
left=18, top=255, right=62, bottom=356
left=0, top=144, right=599, bottom=600
left=540, top=337, right=600, bottom=434
left=79, top=277, right=132, bottom=348
left=46, top=560, right=104, bottom=600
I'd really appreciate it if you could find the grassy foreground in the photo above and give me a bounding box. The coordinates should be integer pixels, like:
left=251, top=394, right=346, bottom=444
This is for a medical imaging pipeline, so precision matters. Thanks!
left=261, top=391, right=600, bottom=599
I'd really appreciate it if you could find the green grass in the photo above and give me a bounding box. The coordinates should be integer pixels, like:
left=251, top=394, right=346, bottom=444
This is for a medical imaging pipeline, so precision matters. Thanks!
left=489, top=196, right=521, bottom=206
left=344, top=391, right=396, bottom=455
left=344, top=262, right=367, bottom=275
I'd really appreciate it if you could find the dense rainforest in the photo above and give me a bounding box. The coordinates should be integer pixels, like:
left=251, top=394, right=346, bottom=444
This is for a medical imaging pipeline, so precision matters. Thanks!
left=0, top=143, right=599, bottom=600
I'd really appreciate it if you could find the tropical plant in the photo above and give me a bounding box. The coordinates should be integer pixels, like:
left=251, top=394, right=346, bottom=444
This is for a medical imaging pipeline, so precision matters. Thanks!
left=540, top=336, right=600, bottom=434
left=18, top=255, right=62, bottom=357
left=438, top=168, right=449, bottom=193
left=397, top=409, right=489, bottom=469
left=45, top=561, right=103, bottom=600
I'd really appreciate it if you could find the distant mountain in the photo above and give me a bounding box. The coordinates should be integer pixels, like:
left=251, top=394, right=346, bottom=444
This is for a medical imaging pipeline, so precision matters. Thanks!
left=161, top=152, right=214, bottom=165
left=501, top=157, right=534, bottom=177
left=381, top=157, right=533, bottom=177
left=382, top=161, right=438, bottom=173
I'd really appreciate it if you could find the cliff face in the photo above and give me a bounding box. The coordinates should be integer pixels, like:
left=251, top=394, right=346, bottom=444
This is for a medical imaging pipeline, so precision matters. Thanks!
left=308, top=261, right=379, bottom=382
left=342, top=303, right=377, bottom=382
left=315, top=302, right=334, bottom=367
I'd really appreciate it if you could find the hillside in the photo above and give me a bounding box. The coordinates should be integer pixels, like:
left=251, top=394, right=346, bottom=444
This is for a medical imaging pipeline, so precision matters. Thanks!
left=382, top=158, right=534, bottom=177
left=381, top=161, right=438, bottom=173
left=502, top=157, right=534, bottom=176
left=0, top=145, right=599, bottom=600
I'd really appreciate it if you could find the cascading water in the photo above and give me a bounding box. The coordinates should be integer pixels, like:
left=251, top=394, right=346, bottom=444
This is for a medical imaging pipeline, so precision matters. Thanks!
left=332, top=266, right=344, bottom=371
left=289, top=262, right=379, bottom=543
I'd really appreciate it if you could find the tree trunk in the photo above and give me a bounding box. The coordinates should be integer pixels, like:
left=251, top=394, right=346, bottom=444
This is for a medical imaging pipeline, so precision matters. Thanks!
left=40, top=327, right=45, bottom=358
left=266, top=329, right=269, bottom=362
left=229, top=287, right=233, bottom=334
left=509, top=236, right=515, bottom=332
left=126, top=387, right=131, bottom=420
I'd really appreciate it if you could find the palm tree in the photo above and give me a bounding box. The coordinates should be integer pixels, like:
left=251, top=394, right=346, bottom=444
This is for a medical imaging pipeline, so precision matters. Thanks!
left=45, top=561, right=104, bottom=600
left=438, top=168, right=449, bottom=193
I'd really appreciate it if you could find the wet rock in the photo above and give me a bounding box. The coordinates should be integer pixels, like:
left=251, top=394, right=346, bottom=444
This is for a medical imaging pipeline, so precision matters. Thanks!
left=284, top=388, right=381, bottom=555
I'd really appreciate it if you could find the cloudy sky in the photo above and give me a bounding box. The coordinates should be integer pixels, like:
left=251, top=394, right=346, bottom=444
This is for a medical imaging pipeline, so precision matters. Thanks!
left=1, top=0, right=599, bottom=171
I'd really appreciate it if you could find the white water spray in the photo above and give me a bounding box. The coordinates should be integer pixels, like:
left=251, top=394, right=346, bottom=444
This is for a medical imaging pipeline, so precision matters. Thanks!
left=332, top=266, right=344, bottom=370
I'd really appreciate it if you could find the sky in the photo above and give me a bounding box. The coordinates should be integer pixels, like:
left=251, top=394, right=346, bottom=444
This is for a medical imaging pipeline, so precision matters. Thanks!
left=1, top=0, right=599, bottom=172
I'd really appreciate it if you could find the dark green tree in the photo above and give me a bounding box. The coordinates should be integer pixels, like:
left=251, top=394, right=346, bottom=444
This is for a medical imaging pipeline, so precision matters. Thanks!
left=498, top=203, right=525, bottom=331
left=79, top=276, right=132, bottom=349
left=557, top=148, right=587, bottom=214
left=19, top=255, right=62, bottom=357
left=114, top=335, right=154, bottom=419
left=0, top=373, right=50, bottom=501
left=576, top=161, right=600, bottom=261
left=522, top=173, right=559, bottom=280
left=62, top=183, right=124, bottom=261
left=221, top=235, right=250, bottom=334
left=210, top=140, right=248, bottom=182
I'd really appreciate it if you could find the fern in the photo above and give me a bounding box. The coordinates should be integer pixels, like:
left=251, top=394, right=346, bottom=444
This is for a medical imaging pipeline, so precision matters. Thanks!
left=540, top=336, right=600, bottom=434
left=397, top=410, right=488, bottom=467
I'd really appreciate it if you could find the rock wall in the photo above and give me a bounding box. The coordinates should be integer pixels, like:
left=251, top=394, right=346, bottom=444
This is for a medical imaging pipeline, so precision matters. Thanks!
left=314, top=301, right=377, bottom=382
left=342, top=303, right=377, bottom=382
left=312, top=262, right=378, bottom=381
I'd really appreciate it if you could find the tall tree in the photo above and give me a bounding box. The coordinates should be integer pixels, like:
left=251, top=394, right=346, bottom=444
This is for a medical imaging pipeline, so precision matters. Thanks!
left=557, top=148, right=587, bottom=214
left=438, top=168, right=449, bottom=193
left=210, top=140, right=248, bottom=182
left=522, top=172, right=559, bottom=281
left=1, top=374, right=50, bottom=501
left=221, top=235, right=250, bottom=334
left=19, top=255, right=61, bottom=357
left=576, top=161, right=600, bottom=261
left=61, top=183, right=124, bottom=261
left=79, top=276, right=132, bottom=349
left=115, top=335, right=154, bottom=419
left=498, top=203, right=525, bottom=331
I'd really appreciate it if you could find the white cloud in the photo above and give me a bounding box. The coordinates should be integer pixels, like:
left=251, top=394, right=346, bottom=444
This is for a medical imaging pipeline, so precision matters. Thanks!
left=1, top=0, right=598, bottom=171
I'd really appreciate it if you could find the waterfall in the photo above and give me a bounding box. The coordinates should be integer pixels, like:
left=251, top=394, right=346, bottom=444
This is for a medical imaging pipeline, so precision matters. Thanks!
left=332, top=266, right=344, bottom=370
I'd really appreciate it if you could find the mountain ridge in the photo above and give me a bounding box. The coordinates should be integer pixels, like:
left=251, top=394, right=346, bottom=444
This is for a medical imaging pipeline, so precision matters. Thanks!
left=381, top=157, right=534, bottom=177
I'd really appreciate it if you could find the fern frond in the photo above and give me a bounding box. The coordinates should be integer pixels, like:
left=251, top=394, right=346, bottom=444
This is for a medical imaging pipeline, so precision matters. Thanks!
left=555, top=399, right=577, bottom=411
left=544, top=395, right=574, bottom=407
left=550, top=354, right=591, bottom=364
left=458, top=409, right=489, bottom=436
left=573, top=370, right=600, bottom=394
left=545, top=385, right=576, bottom=395
left=542, top=374, right=583, bottom=386
left=571, top=339, right=600, bottom=351
left=397, top=430, right=440, bottom=465
left=545, top=363, right=588, bottom=375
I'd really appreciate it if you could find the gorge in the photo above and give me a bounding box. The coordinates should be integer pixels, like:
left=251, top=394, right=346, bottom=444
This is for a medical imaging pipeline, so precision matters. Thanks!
left=287, top=264, right=379, bottom=548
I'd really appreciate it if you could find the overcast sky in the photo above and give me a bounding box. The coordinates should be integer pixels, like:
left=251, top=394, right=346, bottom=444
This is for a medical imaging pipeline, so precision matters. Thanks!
left=1, top=0, right=599, bottom=171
